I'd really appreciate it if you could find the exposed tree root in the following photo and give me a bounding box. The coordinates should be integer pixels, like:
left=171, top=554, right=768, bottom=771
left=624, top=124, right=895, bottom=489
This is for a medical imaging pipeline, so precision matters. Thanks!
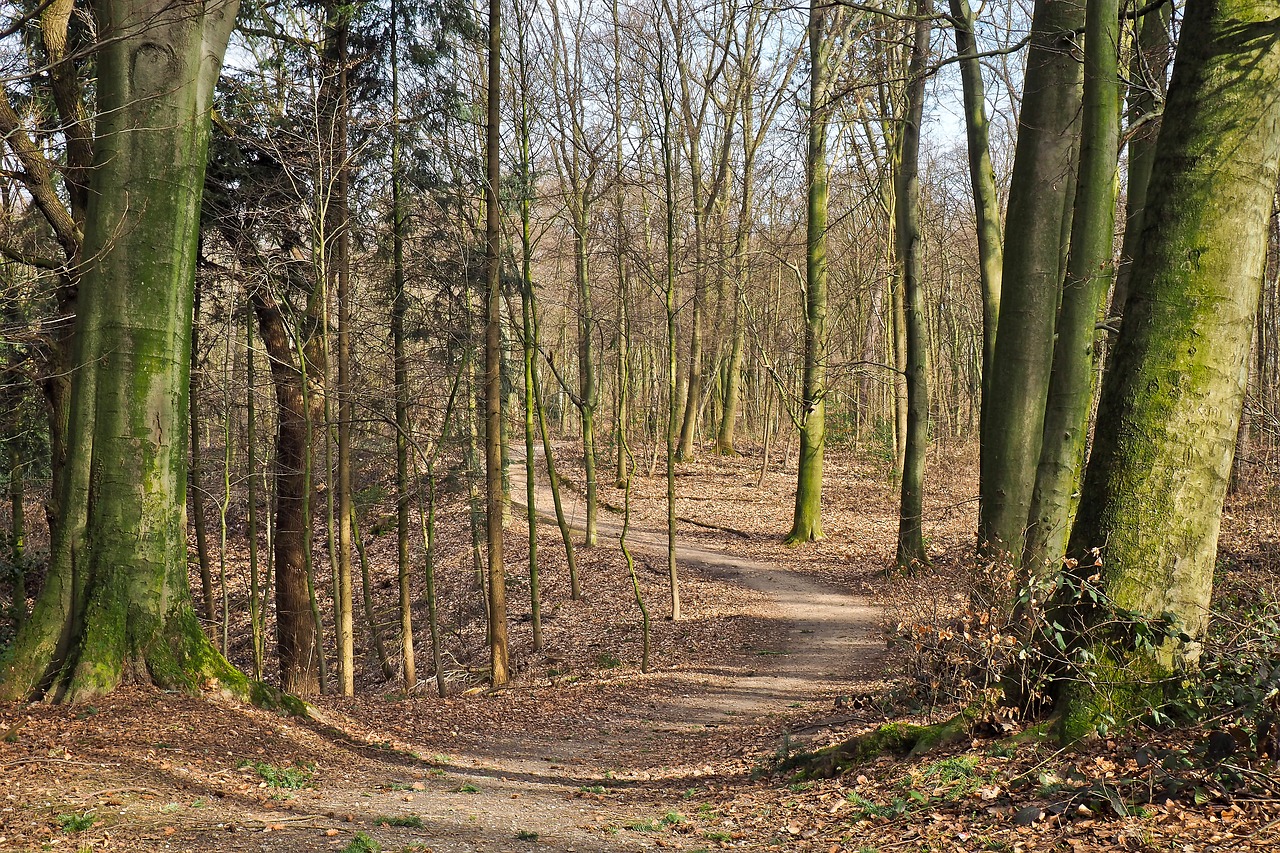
left=784, top=702, right=990, bottom=780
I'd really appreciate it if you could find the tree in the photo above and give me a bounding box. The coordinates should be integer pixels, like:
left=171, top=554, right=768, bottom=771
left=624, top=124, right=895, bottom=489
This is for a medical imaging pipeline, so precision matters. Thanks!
left=1052, top=0, right=1280, bottom=738
left=483, top=0, right=510, bottom=687
left=785, top=0, right=836, bottom=546
left=0, top=0, right=244, bottom=703
left=977, top=0, right=1084, bottom=576
left=894, top=0, right=932, bottom=571
left=1023, top=0, right=1122, bottom=572
left=947, top=0, right=1003, bottom=424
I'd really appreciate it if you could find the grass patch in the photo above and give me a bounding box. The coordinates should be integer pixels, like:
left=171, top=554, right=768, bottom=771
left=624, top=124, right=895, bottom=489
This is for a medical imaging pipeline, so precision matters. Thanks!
left=242, top=760, right=314, bottom=789
left=341, top=832, right=381, bottom=853
left=57, top=812, right=95, bottom=833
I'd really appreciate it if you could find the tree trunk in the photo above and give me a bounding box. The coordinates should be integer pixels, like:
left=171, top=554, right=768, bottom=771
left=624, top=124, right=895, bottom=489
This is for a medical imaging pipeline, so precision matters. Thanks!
left=785, top=0, right=833, bottom=545
left=254, top=296, right=323, bottom=696
left=0, top=0, right=243, bottom=703
left=484, top=0, right=510, bottom=688
left=1054, top=0, right=1280, bottom=738
left=189, top=282, right=215, bottom=624
left=320, top=0, right=355, bottom=697
left=948, top=0, right=1004, bottom=434
left=389, top=0, right=415, bottom=691
left=895, top=0, right=932, bottom=572
left=977, top=0, right=1084, bottom=576
left=1110, top=3, right=1173, bottom=319
left=1024, top=0, right=1122, bottom=573
left=245, top=306, right=264, bottom=681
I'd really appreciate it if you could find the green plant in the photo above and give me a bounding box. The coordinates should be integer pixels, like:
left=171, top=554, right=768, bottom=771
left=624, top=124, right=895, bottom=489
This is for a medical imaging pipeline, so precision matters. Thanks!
left=341, top=832, right=381, bottom=853
left=57, top=813, right=95, bottom=833
left=845, top=790, right=926, bottom=821
left=578, top=785, right=605, bottom=794
left=703, top=830, right=731, bottom=842
left=243, top=760, right=314, bottom=789
left=595, top=652, right=621, bottom=669
left=660, top=811, right=685, bottom=825
left=454, top=783, right=480, bottom=794
left=625, top=819, right=660, bottom=832
left=515, top=829, right=539, bottom=841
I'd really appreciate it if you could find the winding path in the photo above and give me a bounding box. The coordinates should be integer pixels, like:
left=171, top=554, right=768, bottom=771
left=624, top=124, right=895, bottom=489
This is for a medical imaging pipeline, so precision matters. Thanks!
left=373, top=450, right=884, bottom=850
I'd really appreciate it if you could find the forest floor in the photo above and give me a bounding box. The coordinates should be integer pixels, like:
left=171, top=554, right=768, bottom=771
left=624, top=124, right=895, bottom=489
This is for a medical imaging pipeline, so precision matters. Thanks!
left=2, top=440, right=1280, bottom=852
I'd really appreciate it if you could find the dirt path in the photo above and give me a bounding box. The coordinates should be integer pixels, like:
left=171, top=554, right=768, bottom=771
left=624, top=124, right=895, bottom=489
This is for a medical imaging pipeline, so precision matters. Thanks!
left=375, top=453, right=885, bottom=851
left=0, top=459, right=883, bottom=853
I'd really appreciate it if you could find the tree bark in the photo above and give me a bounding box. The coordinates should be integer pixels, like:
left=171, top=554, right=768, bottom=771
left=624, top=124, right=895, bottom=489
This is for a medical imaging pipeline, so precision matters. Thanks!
left=948, top=0, right=1004, bottom=433
left=785, top=0, right=833, bottom=545
left=1054, top=0, right=1280, bottom=738
left=484, top=0, right=509, bottom=687
left=1024, top=0, right=1122, bottom=573
left=895, top=0, right=933, bottom=572
left=0, top=0, right=244, bottom=703
left=977, top=0, right=1084, bottom=576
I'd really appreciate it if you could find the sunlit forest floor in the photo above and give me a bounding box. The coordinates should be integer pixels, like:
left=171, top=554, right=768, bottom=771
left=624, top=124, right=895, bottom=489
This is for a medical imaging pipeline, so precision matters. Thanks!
left=2, top=438, right=1278, bottom=851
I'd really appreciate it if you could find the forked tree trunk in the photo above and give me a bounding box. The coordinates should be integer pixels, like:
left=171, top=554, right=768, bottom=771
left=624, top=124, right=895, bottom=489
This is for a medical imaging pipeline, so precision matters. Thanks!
left=1024, top=0, right=1122, bottom=573
left=1054, top=0, right=1280, bottom=738
left=0, top=0, right=243, bottom=704
left=977, top=0, right=1084, bottom=577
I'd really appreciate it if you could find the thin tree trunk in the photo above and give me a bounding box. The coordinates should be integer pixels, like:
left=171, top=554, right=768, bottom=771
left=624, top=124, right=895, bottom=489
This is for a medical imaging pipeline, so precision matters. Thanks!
left=948, top=0, right=1004, bottom=432
left=352, top=506, right=394, bottom=681
left=245, top=306, right=264, bottom=681
left=1110, top=3, right=1172, bottom=319
left=785, top=0, right=833, bottom=545
left=190, top=282, right=215, bottom=624
left=895, top=0, right=932, bottom=572
left=389, top=0, right=415, bottom=691
left=484, top=0, right=510, bottom=687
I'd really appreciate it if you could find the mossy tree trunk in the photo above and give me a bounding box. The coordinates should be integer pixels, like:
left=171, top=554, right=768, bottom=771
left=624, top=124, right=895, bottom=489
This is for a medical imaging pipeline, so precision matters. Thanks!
left=785, top=0, right=834, bottom=546
left=1054, top=0, right=1280, bottom=737
left=977, top=0, right=1084, bottom=579
left=1023, top=0, right=1122, bottom=573
left=0, top=0, right=243, bottom=704
left=895, top=0, right=932, bottom=572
